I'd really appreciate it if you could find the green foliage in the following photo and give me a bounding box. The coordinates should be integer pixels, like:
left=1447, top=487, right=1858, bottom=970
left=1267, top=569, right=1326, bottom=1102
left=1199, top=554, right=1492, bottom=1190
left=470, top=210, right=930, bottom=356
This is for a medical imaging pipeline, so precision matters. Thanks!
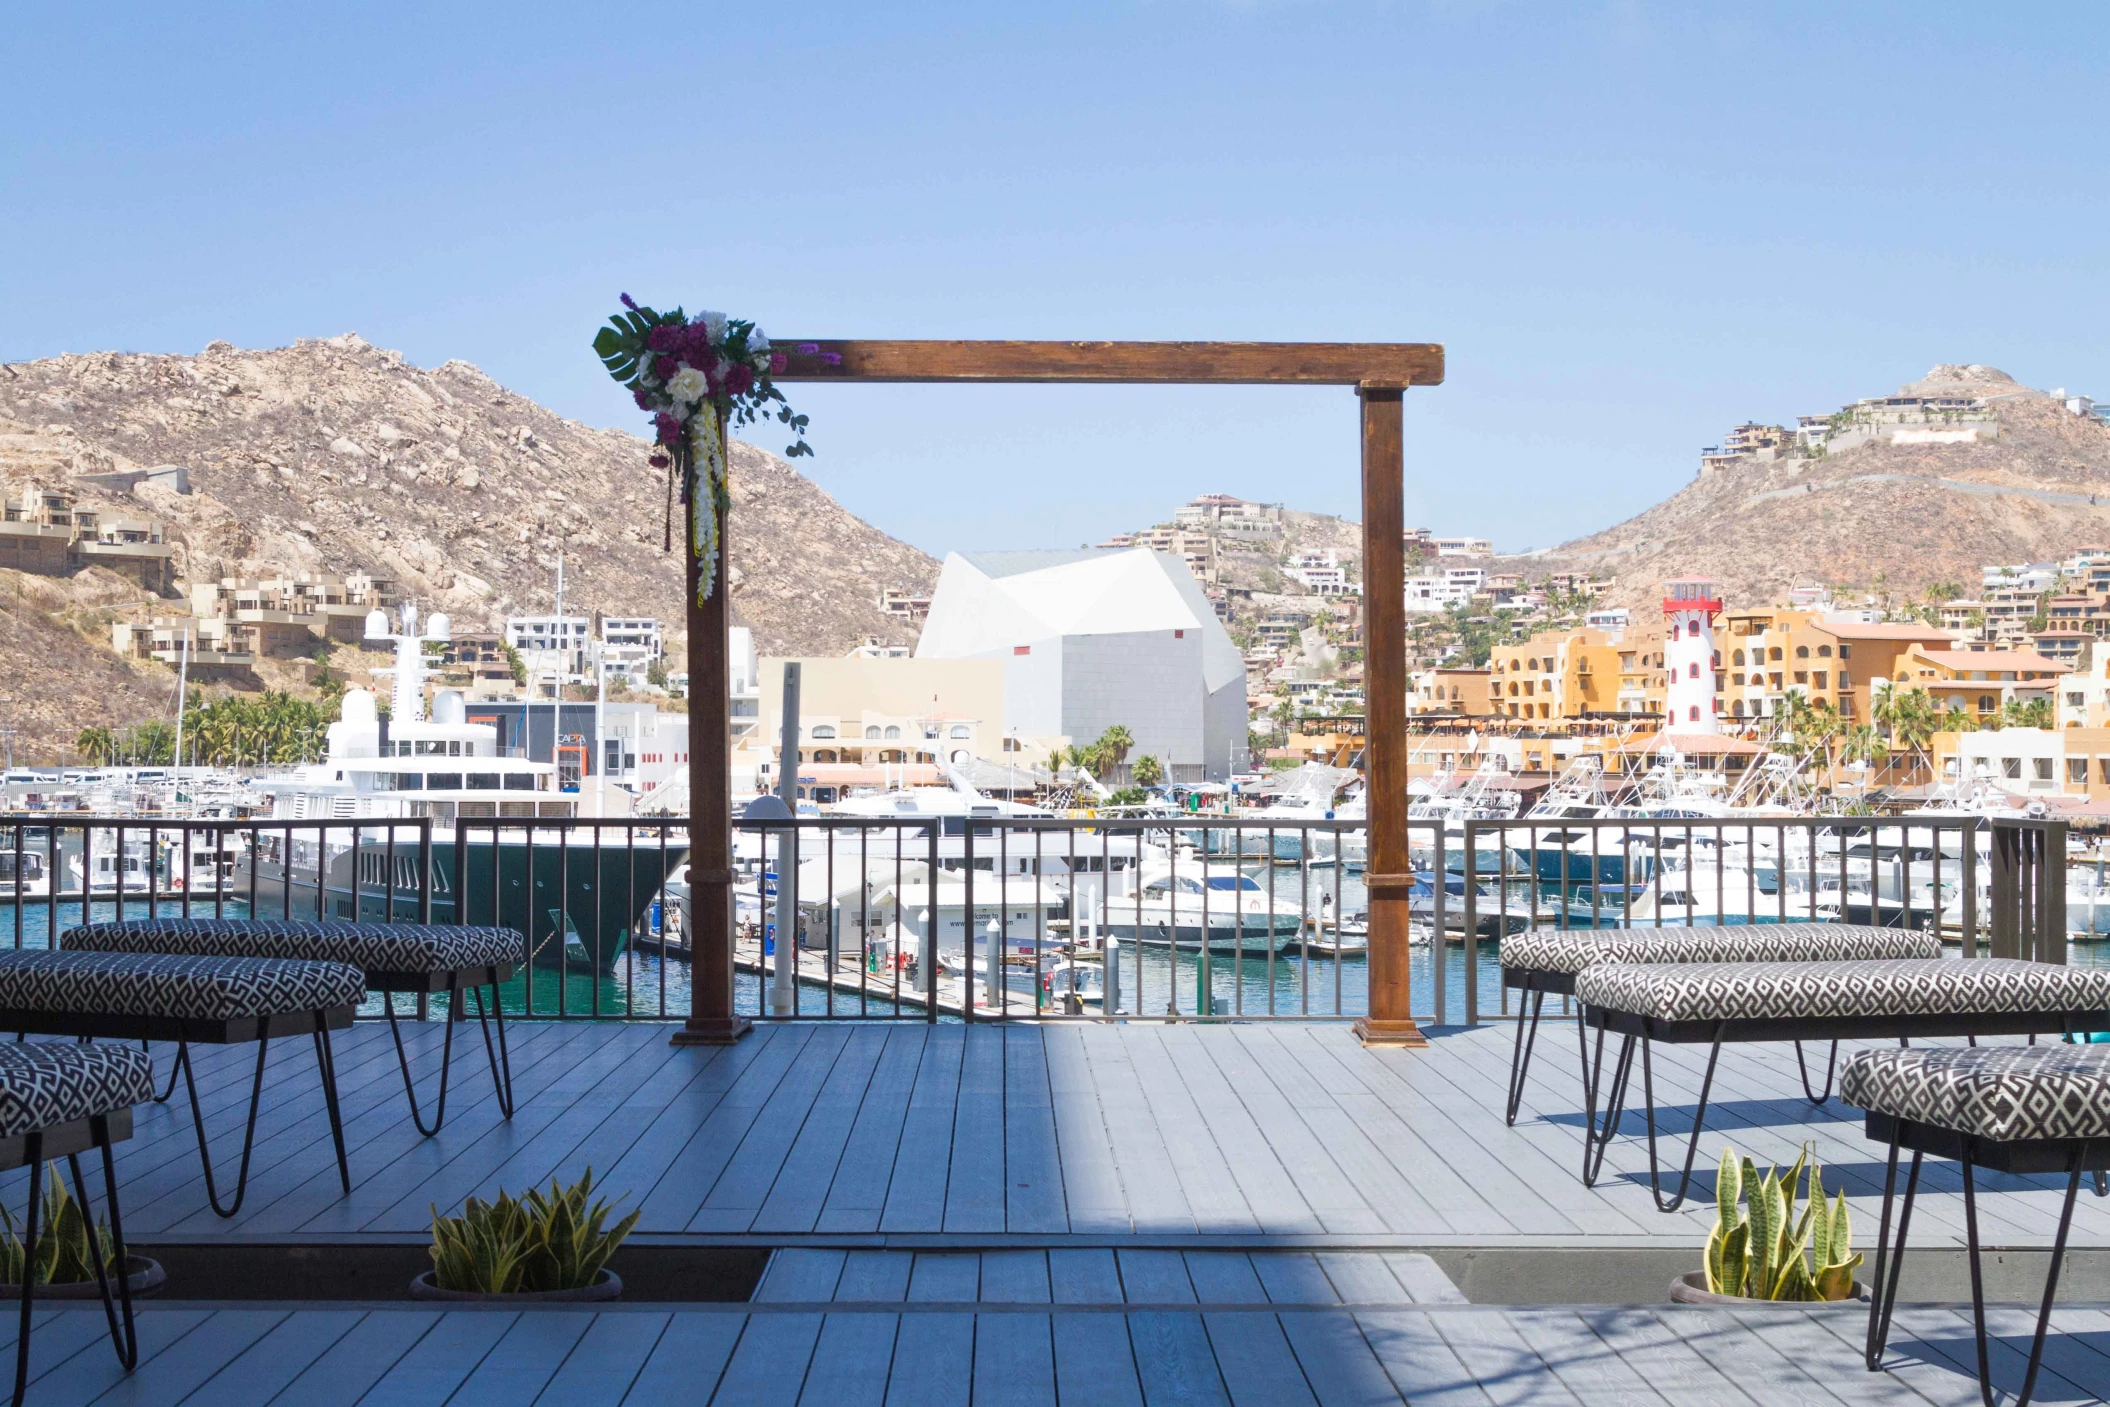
left=0, top=1170, right=118, bottom=1286
left=81, top=691, right=336, bottom=766
left=1106, top=786, right=1148, bottom=806
left=592, top=298, right=812, bottom=458
left=1999, top=696, right=2053, bottom=730
left=429, top=1169, right=640, bottom=1294
left=1703, top=1146, right=1860, bottom=1301
left=502, top=642, right=528, bottom=686
left=1131, top=754, right=1165, bottom=789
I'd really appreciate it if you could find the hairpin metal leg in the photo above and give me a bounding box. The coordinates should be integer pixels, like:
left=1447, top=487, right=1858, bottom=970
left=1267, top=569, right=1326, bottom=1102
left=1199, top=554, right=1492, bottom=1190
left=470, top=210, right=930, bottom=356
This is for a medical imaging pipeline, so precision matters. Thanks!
left=1638, top=1031, right=1722, bottom=1213
left=471, top=981, right=514, bottom=1119
left=71, top=1126, right=134, bottom=1373
left=1794, top=1040, right=1839, bottom=1105
left=10, top=1132, right=40, bottom=1407
left=147, top=1040, right=186, bottom=1105
left=1865, top=1125, right=1921, bottom=1371
left=183, top=1019, right=272, bottom=1218
left=385, top=983, right=460, bottom=1137
left=1961, top=1147, right=2082, bottom=1407
left=1504, top=976, right=1546, bottom=1126
left=310, top=1015, right=350, bottom=1193
left=1580, top=1028, right=1636, bottom=1188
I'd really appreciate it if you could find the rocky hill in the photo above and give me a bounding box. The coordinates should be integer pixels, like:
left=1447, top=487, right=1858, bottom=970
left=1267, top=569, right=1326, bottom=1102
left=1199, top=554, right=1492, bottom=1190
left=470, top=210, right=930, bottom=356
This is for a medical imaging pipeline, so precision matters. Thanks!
left=0, top=334, right=937, bottom=758
left=1523, top=364, right=2110, bottom=610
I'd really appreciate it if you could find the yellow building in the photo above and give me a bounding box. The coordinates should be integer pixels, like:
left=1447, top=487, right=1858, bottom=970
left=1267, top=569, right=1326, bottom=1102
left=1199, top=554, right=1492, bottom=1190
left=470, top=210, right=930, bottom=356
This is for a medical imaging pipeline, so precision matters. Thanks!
left=1716, top=609, right=1955, bottom=725
left=1409, top=666, right=1493, bottom=717
left=1893, top=645, right=2070, bottom=722
left=1488, top=628, right=1622, bottom=721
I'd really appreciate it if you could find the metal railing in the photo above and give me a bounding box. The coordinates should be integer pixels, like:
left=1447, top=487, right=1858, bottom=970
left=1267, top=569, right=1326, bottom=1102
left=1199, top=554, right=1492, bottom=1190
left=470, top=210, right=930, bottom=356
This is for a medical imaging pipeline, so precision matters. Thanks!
left=0, top=810, right=2080, bottom=1026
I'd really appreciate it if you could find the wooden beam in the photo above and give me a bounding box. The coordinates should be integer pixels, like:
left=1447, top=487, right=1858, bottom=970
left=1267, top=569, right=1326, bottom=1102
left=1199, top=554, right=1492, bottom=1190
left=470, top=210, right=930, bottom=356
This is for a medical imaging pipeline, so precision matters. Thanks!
left=772, top=340, right=1443, bottom=387
left=1353, top=386, right=1425, bottom=1048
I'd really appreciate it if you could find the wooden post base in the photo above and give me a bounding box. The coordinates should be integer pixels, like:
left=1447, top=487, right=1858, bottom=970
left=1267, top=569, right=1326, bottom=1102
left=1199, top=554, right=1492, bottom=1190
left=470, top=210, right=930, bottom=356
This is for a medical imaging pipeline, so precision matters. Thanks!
left=670, top=1017, right=753, bottom=1047
left=1352, top=1017, right=1429, bottom=1048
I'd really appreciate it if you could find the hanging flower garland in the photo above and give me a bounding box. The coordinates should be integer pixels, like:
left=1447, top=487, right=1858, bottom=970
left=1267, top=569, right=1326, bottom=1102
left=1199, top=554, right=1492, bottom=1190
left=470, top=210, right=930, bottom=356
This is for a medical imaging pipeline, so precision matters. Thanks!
left=592, top=295, right=825, bottom=604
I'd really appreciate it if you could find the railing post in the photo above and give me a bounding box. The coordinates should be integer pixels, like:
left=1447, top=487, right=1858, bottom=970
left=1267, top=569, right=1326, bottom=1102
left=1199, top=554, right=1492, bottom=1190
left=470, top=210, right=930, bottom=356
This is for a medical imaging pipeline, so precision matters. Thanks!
left=2038, top=820, right=2068, bottom=966
left=925, top=820, right=940, bottom=1022
left=1989, top=820, right=2019, bottom=960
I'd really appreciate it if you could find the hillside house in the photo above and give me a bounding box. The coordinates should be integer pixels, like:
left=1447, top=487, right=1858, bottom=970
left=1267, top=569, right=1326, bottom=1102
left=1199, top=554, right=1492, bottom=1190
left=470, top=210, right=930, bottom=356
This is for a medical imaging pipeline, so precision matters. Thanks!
left=0, top=486, right=175, bottom=592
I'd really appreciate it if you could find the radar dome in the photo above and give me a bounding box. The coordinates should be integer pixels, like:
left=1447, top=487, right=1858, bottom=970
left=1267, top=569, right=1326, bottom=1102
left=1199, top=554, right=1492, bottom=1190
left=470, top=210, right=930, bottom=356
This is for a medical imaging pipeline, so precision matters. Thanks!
left=341, top=689, right=377, bottom=724
left=433, top=690, right=466, bottom=725
left=427, top=613, right=451, bottom=642
left=362, top=609, right=390, bottom=641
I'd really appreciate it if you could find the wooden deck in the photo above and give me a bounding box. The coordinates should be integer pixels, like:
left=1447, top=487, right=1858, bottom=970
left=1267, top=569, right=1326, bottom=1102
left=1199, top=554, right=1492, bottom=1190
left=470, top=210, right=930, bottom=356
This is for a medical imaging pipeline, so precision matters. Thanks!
left=9, top=1294, right=2110, bottom=1403
left=38, top=1016, right=2110, bottom=1252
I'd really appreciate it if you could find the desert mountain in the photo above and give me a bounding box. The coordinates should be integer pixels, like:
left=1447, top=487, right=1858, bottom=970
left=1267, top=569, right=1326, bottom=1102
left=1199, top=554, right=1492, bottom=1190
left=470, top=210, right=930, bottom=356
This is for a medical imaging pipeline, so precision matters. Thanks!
left=0, top=334, right=937, bottom=758
left=1526, top=364, right=2110, bottom=610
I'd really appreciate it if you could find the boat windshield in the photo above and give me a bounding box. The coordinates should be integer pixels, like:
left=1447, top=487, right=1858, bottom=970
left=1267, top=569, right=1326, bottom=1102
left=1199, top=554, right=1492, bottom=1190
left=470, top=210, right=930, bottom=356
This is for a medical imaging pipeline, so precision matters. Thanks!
left=1204, top=876, right=1259, bottom=891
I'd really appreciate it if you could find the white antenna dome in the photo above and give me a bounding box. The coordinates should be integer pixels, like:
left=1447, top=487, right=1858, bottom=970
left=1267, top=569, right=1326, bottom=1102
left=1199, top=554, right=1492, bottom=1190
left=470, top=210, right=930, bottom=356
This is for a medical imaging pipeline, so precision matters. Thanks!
left=433, top=690, right=467, bottom=725
left=363, top=609, right=391, bottom=641
left=426, top=613, right=452, bottom=642
left=341, top=689, right=377, bottom=724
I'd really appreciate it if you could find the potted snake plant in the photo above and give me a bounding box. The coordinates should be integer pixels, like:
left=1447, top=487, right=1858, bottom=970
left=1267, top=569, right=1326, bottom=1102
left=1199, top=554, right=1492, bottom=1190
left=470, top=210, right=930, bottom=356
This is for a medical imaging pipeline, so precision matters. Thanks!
left=412, top=1169, right=638, bottom=1302
left=1672, top=1146, right=1865, bottom=1305
left=0, top=1173, right=163, bottom=1299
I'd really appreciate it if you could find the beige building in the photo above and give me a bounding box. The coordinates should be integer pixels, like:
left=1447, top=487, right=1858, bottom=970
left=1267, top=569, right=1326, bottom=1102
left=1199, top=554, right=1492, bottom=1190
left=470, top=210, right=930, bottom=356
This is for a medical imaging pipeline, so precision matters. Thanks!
left=751, top=655, right=1063, bottom=800
left=0, top=486, right=175, bottom=592
left=1488, top=628, right=1622, bottom=721
left=1409, top=666, right=1493, bottom=717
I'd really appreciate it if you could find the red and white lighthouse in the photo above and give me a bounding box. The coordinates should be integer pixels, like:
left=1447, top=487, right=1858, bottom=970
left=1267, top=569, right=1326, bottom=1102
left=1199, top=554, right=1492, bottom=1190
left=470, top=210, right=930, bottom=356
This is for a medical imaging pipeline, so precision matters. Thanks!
left=1662, top=577, right=1722, bottom=734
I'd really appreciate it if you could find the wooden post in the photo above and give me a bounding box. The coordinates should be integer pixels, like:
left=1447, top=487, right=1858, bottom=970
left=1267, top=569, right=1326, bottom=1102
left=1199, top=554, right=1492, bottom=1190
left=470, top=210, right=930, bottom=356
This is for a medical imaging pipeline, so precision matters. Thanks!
left=672, top=411, right=752, bottom=1046
left=1352, top=384, right=1426, bottom=1047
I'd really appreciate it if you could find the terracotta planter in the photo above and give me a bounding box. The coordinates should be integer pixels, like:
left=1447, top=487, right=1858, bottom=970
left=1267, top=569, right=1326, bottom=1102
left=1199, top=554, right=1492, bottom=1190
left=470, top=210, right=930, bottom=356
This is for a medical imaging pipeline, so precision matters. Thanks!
left=1669, top=1270, right=1866, bottom=1306
left=2, top=1255, right=164, bottom=1300
left=409, top=1268, right=621, bottom=1302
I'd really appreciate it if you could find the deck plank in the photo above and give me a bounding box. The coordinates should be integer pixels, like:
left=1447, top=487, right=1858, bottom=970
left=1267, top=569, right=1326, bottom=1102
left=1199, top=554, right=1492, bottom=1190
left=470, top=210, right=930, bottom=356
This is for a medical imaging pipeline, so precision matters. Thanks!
left=1044, top=1024, right=1128, bottom=1234
left=529, top=1312, right=674, bottom=1407
left=907, top=1252, right=981, bottom=1303
left=1049, top=1248, right=1124, bottom=1304
left=813, top=1025, right=926, bottom=1234
left=749, top=1024, right=892, bottom=1234
left=972, top=1313, right=1058, bottom=1407
left=943, top=1024, right=1008, bottom=1233
left=1049, top=1313, right=1146, bottom=1407
left=440, top=1309, right=596, bottom=1406
left=978, top=1249, right=1053, bottom=1303
left=352, top=1308, right=517, bottom=1407
left=175, top=1307, right=364, bottom=1407
left=1181, top=1251, right=1270, bottom=1305
left=706, top=1311, right=822, bottom=1407
left=882, top=1312, right=972, bottom=1407
left=795, top=1313, right=899, bottom=1407
left=261, top=1307, right=440, bottom=1407
left=1127, top=1312, right=1232, bottom=1407
left=755, top=1249, right=848, bottom=1303
left=878, top=1026, right=964, bottom=1233
left=618, top=1311, right=747, bottom=1406
left=1116, top=1248, right=1197, bottom=1304
left=692, top=1025, right=857, bottom=1231
left=834, top=1249, right=914, bottom=1304
left=1002, top=1023, right=1069, bottom=1234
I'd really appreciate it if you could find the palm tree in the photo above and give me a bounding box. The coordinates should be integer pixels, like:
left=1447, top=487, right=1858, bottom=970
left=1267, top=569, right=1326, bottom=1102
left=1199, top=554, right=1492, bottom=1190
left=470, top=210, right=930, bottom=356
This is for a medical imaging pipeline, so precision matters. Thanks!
left=1132, top=754, right=1165, bottom=789
left=74, top=727, right=116, bottom=765
left=1097, top=725, right=1135, bottom=767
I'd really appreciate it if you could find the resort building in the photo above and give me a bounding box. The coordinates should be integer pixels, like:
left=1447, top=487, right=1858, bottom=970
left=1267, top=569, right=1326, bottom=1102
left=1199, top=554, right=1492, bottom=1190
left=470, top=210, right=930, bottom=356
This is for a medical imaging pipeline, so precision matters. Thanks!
left=1891, top=644, right=2071, bottom=721
left=1488, top=628, right=1621, bottom=720
left=1715, top=608, right=1956, bottom=726
left=0, top=485, right=176, bottom=591
left=916, top=547, right=1249, bottom=781
left=1171, top=493, right=1283, bottom=538
left=1409, top=666, right=1493, bottom=717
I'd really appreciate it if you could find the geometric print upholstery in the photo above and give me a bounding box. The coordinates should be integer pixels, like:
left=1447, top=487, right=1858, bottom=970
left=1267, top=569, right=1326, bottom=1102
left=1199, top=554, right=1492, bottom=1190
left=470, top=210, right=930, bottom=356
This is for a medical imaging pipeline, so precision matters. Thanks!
left=0, top=1042, right=153, bottom=1138
left=62, top=919, right=522, bottom=976
left=1501, top=923, right=1941, bottom=977
left=0, top=950, right=365, bottom=1022
left=1573, top=958, right=2110, bottom=1024
left=1843, top=1044, right=2110, bottom=1142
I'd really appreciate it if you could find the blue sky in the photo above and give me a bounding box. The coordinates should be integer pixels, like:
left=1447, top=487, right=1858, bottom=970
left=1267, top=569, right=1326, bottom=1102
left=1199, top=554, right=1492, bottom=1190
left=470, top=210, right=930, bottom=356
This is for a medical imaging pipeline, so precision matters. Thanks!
left=6, top=2, right=2106, bottom=559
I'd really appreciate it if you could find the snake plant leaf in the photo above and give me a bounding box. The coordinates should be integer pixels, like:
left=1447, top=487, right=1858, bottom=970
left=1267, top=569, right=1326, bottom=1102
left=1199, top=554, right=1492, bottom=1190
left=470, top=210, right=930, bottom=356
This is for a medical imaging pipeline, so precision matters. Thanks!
left=1814, top=1252, right=1863, bottom=1302
left=1715, top=1147, right=1740, bottom=1232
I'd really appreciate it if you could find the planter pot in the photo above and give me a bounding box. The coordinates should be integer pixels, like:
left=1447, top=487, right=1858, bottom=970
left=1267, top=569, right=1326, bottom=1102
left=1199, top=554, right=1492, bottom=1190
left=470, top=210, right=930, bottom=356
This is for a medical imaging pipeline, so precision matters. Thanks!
left=409, top=1268, right=621, bottom=1303
left=1669, top=1270, right=1866, bottom=1306
left=2, top=1255, right=165, bottom=1300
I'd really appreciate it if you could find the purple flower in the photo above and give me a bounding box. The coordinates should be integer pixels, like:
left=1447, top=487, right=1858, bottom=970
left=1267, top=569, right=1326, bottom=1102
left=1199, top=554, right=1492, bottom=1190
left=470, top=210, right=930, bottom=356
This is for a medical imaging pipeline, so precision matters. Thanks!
left=652, top=356, right=678, bottom=382
left=646, top=325, right=679, bottom=353
left=654, top=412, right=683, bottom=446
left=682, top=323, right=715, bottom=358
left=620, top=293, right=638, bottom=311
left=769, top=352, right=788, bottom=374
left=795, top=343, right=819, bottom=355
left=725, top=363, right=755, bottom=395
left=632, top=387, right=653, bottom=410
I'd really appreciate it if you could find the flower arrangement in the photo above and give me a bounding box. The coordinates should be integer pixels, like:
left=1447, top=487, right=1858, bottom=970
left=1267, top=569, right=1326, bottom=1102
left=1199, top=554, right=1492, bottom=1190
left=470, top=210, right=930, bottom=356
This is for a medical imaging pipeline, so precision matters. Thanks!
left=592, top=295, right=822, bottom=602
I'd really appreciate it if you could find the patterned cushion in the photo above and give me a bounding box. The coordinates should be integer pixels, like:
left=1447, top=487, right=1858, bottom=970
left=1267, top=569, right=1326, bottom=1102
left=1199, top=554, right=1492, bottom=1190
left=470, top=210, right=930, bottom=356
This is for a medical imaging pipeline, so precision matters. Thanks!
left=0, top=950, right=365, bottom=1021
left=62, top=918, right=521, bottom=975
left=1843, top=1045, right=2110, bottom=1142
left=0, top=1043, right=153, bottom=1139
left=1573, top=958, right=2110, bottom=1024
left=1501, top=923, right=1941, bottom=976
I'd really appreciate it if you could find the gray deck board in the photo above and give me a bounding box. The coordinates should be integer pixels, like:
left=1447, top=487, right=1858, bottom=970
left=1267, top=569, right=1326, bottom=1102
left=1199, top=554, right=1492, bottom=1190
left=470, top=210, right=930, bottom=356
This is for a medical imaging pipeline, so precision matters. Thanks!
left=250, top=1306, right=437, bottom=1407
left=971, top=1312, right=1057, bottom=1407
left=882, top=1311, right=972, bottom=1407
left=1203, top=1310, right=1319, bottom=1407
left=529, top=1311, right=673, bottom=1407
left=615, top=1311, right=746, bottom=1406
left=7, top=1018, right=2101, bottom=1257
left=796, top=1313, right=898, bottom=1407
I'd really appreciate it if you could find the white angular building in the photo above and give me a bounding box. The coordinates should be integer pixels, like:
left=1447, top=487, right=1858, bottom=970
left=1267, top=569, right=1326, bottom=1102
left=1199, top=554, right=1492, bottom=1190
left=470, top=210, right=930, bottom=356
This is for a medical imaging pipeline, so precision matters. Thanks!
left=916, top=548, right=1249, bottom=781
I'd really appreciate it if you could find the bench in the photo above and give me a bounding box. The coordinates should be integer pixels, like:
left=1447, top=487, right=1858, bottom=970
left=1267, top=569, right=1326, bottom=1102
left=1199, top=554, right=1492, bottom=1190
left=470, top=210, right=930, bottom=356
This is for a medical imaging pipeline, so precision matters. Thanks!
left=1498, top=924, right=1943, bottom=1123
left=1569, top=957, right=2110, bottom=1211
left=0, top=949, right=365, bottom=1217
left=0, top=1041, right=153, bottom=1405
left=63, top=918, right=522, bottom=1135
left=1848, top=1045, right=2110, bottom=1407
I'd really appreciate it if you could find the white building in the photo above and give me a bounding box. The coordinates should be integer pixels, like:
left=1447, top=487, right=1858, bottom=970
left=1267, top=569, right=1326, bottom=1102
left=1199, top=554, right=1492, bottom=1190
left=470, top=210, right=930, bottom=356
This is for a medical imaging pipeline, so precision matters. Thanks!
left=1286, top=550, right=1350, bottom=596
left=1434, top=536, right=1493, bottom=557
left=1663, top=577, right=1722, bottom=732
left=600, top=616, right=664, bottom=659
left=505, top=614, right=592, bottom=687
left=915, top=547, right=1248, bottom=781
left=1404, top=575, right=1474, bottom=613
left=1584, top=607, right=1630, bottom=632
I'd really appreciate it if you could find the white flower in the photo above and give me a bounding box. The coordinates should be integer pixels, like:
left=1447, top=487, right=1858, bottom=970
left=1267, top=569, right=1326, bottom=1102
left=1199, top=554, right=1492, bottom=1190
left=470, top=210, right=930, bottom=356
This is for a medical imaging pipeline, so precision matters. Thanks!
left=749, top=329, right=770, bottom=353
left=700, top=311, right=728, bottom=343
left=667, top=366, right=709, bottom=404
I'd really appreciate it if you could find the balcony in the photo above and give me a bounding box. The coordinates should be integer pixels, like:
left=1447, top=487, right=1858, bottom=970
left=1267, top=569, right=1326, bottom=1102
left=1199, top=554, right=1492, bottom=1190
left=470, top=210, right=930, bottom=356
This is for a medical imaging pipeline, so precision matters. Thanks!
left=0, top=813, right=2097, bottom=1404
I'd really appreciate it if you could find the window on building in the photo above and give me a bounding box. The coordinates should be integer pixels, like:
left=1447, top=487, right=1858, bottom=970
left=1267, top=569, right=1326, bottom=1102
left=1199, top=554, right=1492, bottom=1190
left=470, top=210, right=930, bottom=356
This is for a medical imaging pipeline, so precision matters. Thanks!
left=1796, top=645, right=1810, bottom=659
left=815, top=750, right=837, bottom=763
left=1733, top=700, right=1745, bottom=716
left=949, top=725, right=970, bottom=739
left=884, top=726, right=901, bottom=740
left=1733, top=649, right=1746, bottom=666
left=2035, top=758, right=2054, bottom=782
left=865, top=726, right=880, bottom=740
left=1733, top=672, right=1745, bottom=685
left=1815, top=672, right=1828, bottom=689
left=1795, top=671, right=1809, bottom=685
left=2070, top=757, right=2088, bottom=784
left=1817, top=645, right=1832, bottom=658
left=1840, top=644, right=1852, bottom=660
left=810, top=725, right=836, bottom=739
left=1770, top=647, right=1783, bottom=662
left=2003, top=758, right=2022, bottom=779
left=2099, top=757, right=2110, bottom=783
left=1688, top=662, right=1699, bottom=679
left=1979, top=695, right=1996, bottom=713
left=1688, top=705, right=1700, bottom=722
left=2069, top=693, right=2086, bottom=708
